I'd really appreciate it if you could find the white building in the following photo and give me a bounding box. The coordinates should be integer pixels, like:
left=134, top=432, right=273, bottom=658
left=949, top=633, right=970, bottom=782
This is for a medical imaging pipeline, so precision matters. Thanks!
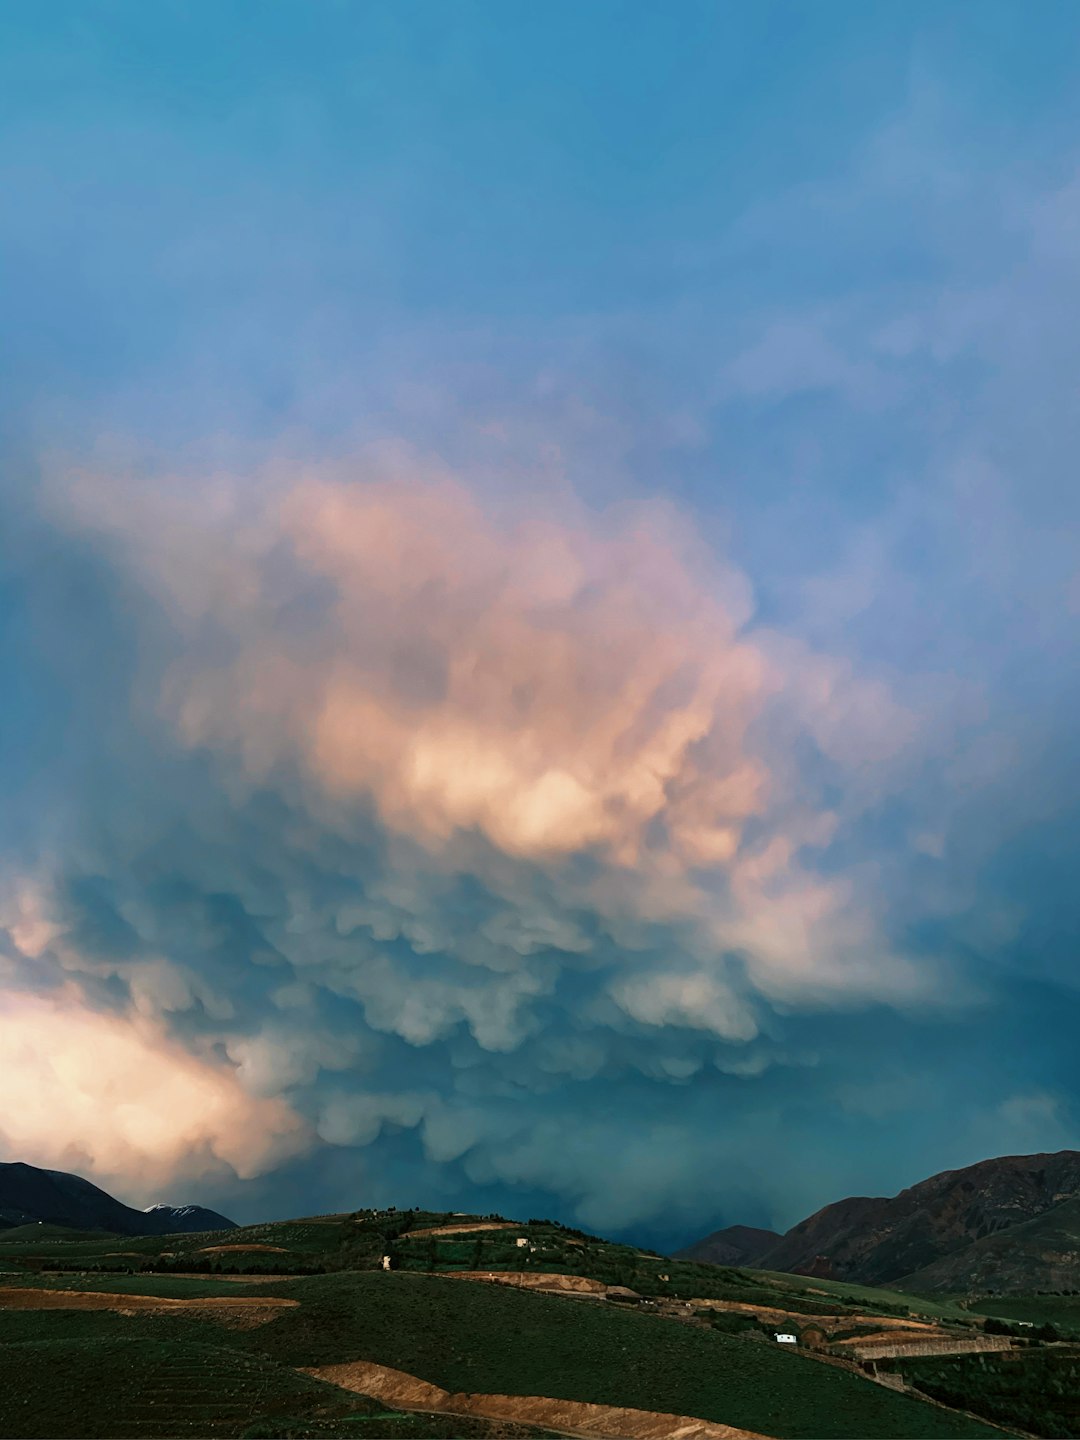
left=515, top=1237, right=528, bottom=1247
left=775, top=1333, right=797, bottom=1345
left=381, top=1255, right=392, bottom=1271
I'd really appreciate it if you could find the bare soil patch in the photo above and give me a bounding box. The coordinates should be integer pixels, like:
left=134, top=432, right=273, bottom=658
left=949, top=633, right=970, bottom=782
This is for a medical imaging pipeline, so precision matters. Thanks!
left=0, top=1287, right=297, bottom=1329
left=686, top=1300, right=938, bottom=1334
left=305, top=1359, right=776, bottom=1440
left=445, top=1271, right=608, bottom=1295
left=836, top=1333, right=1015, bottom=1361
left=197, top=1243, right=288, bottom=1253
left=401, top=1222, right=521, bottom=1239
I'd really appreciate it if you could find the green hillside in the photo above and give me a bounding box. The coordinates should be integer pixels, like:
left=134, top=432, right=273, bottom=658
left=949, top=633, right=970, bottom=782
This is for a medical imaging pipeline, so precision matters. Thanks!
left=10, top=1207, right=1071, bottom=1437
left=0, top=1267, right=1005, bottom=1439
left=897, top=1348, right=1080, bottom=1439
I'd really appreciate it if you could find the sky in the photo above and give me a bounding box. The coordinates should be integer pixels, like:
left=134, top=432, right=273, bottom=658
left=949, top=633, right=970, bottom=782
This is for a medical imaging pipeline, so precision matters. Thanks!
left=2, top=1, right=1080, bottom=1251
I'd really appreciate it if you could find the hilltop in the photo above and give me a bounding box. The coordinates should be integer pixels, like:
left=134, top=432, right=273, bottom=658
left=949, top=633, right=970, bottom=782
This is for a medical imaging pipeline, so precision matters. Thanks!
left=683, top=1150, right=1080, bottom=1292
left=676, top=1225, right=781, bottom=1267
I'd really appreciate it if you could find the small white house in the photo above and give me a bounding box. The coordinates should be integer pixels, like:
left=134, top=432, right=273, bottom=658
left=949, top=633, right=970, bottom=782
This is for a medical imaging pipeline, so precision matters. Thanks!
left=775, top=1333, right=797, bottom=1345
left=381, top=1255, right=392, bottom=1271
left=515, top=1237, right=528, bottom=1247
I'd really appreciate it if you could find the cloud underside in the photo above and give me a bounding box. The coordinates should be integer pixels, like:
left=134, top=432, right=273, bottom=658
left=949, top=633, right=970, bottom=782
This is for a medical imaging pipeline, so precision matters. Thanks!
left=0, top=455, right=937, bottom=1222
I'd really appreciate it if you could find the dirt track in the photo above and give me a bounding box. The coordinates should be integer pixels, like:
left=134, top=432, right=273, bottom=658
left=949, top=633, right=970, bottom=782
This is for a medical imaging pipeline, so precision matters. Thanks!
left=305, top=1359, right=776, bottom=1440
left=444, top=1271, right=608, bottom=1295
left=401, top=1222, right=522, bottom=1239
left=197, top=1243, right=288, bottom=1253
left=0, top=1286, right=297, bottom=1329
left=836, top=1333, right=1016, bottom=1361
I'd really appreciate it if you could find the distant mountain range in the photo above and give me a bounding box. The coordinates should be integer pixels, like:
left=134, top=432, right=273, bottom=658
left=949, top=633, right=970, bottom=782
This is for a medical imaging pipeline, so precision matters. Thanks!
left=0, top=1162, right=236, bottom=1235
left=677, top=1149, right=1080, bottom=1294
left=674, top=1223, right=781, bottom=1267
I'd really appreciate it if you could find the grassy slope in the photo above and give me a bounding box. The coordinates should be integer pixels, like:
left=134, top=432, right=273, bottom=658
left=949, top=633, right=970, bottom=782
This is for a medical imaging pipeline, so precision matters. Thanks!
left=0, top=1328, right=359, bottom=1439
left=970, top=1295, right=1080, bottom=1334
left=748, top=1270, right=974, bottom=1323
left=0, top=1269, right=1003, bottom=1439
left=0, top=1312, right=548, bottom=1440
left=897, top=1349, right=1080, bottom=1440
left=243, top=1271, right=1002, bottom=1440
left=0, top=1212, right=1040, bottom=1439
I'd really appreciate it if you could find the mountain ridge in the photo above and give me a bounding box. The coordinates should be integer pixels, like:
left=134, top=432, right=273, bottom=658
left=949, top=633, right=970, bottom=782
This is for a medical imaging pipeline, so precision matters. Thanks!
left=680, top=1149, right=1080, bottom=1293
left=0, top=1162, right=236, bottom=1235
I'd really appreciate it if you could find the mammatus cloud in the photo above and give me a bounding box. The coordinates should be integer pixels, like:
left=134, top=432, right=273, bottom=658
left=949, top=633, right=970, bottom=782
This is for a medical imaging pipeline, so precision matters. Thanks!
left=0, top=451, right=939, bottom=1217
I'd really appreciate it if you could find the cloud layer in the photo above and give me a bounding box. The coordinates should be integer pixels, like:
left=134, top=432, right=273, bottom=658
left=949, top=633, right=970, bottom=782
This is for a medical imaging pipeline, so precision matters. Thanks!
left=3, top=6, right=1080, bottom=1242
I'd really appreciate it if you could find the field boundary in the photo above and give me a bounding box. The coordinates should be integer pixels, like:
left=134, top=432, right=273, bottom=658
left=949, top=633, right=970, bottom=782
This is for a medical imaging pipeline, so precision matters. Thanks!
left=304, top=1358, right=777, bottom=1440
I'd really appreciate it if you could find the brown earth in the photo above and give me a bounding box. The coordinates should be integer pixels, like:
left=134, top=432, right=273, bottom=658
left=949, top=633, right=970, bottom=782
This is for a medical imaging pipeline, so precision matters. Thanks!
left=402, top=1222, right=522, bottom=1239
left=197, top=1243, right=288, bottom=1253
left=684, top=1299, right=940, bottom=1335
left=442, top=1273, right=946, bottom=1339
left=0, top=1286, right=297, bottom=1329
left=445, top=1271, right=608, bottom=1295
left=305, top=1359, right=776, bottom=1440
left=836, top=1333, right=1015, bottom=1361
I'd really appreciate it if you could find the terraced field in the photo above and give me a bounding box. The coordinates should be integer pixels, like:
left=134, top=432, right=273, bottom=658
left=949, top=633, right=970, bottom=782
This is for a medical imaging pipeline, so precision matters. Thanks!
left=1, top=1209, right=1056, bottom=1437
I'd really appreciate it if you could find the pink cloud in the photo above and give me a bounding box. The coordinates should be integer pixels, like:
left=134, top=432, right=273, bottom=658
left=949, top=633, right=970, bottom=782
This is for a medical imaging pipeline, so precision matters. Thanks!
left=0, top=987, right=310, bottom=1199
left=49, top=453, right=926, bottom=1015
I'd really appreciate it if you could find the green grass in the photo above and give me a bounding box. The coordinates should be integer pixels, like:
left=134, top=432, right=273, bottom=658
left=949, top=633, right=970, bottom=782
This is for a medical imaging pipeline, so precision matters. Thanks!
left=897, top=1348, right=1080, bottom=1439
left=0, top=1217, right=1028, bottom=1438
left=0, top=1272, right=280, bottom=1299
left=969, top=1295, right=1080, bottom=1335
left=0, top=1330, right=365, bottom=1439
left=242, top=1414, right=550, bottom=1438
left=749, top=1270, right=974, bottom=1323
left=233, top=1271, right=1003, bottom=1439
left=0, top=1304, right=553, bottom=1439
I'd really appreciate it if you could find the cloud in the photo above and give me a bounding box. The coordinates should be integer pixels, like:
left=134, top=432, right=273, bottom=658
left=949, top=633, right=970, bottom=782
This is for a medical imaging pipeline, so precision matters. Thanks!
left=47, top=455, right=924, bottom=1019
left=0, top=986, right=309, bottom=1199
left=0, top=443, right=950, bottom=1232
left=6, top=51, right=1080, bottom=1245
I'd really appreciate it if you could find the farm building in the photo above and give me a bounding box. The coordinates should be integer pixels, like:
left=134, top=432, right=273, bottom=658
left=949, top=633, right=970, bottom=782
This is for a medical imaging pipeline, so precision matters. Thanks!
left=774, top=1333, right=797, bottom=1345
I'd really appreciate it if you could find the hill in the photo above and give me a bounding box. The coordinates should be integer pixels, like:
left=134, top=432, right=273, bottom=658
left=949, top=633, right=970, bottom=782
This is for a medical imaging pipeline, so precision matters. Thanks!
left=896, top=1194, right=1080, bottom=1294
left=0, top=1162, right=236, bottom=1236
left=675, top=1225, right=781, bottom=1266
left=683, top=1150, right=1080, bottom=1289
left=0, top=1264, right=1004, bottom=1438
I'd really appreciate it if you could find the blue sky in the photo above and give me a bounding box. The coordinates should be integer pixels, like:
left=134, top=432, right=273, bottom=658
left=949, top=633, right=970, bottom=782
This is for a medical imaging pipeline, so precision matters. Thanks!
left=2, top=1, right=1080, bottom=1248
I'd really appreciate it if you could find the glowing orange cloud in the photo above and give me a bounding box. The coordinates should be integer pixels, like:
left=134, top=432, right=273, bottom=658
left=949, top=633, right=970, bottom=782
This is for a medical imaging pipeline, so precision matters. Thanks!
left=0, top=988, right=310, bottom=1197
left=158, top=473, right=774, bottom=872
left=53, top=454, right=923, bottom=1011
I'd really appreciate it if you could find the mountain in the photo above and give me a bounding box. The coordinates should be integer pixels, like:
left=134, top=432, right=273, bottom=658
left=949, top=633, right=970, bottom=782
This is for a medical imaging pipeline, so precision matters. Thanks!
left=0, top=1162, right=236, bottom=1235
left=673, top=1224, right=781, bottom=1266
left=896, top=1194, right=1080, bottom=1293
left=143, top=1202, right=238, bottom=1232
left=679, top=1150, right=1080, bottom=1293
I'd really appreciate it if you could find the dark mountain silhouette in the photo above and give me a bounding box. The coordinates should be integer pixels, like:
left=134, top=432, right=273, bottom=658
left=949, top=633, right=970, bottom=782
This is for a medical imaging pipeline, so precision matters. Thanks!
left=0, top=1162, right=236, bottom=1235
left=679, top=1150, right=1080, bottom=1292
left=674, top=1224, right=781, bottom=1266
